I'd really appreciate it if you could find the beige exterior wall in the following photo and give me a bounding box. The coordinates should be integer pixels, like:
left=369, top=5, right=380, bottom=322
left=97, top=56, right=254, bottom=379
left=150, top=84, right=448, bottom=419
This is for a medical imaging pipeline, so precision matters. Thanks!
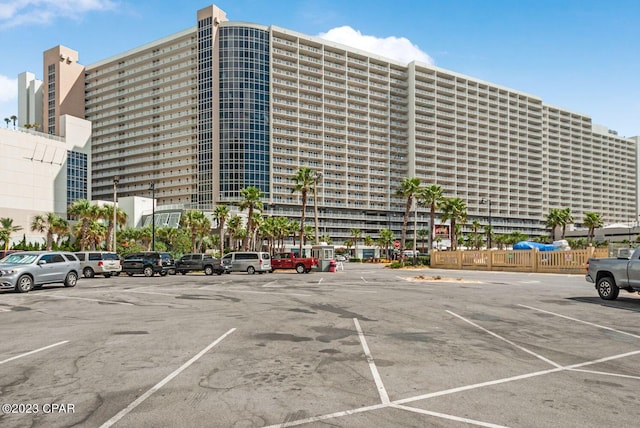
left=42, top=46, right=85, bottom=136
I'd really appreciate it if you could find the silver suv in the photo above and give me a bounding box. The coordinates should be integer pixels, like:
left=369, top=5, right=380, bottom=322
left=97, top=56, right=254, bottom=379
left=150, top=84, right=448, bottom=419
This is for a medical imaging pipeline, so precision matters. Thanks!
left=0, top=251, right=81, bottom=293
left=75, top=251, right=122, bottom=278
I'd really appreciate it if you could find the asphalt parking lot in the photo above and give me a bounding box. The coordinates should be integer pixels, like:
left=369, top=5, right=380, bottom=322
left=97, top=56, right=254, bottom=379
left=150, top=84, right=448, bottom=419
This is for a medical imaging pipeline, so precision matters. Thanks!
left=1, top=263, right=640, bottom=427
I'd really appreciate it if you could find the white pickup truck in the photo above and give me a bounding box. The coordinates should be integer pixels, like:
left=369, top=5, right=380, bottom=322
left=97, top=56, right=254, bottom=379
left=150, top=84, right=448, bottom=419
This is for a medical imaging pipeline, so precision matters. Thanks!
left=585, top=247, right=640, bottom=300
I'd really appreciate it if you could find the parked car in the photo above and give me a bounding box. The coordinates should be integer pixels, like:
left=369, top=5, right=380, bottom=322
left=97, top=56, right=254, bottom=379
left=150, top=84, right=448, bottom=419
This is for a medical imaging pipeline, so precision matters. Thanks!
left=0, top=251, right=80, bottom=293
left=75, top=251, right=122, bottom=278
left=122, top=252, right=175, bottom=277
left=175, top=253, right=226, bottom=275
left=160, top=252, right=176, bottom=275
left=0, top=250, right=21, bottom=260
left=221, top=252, right=271, bottom=274
left=270, top=252, right=318, bottom=273
left=586, top=246, right=640, bottom=300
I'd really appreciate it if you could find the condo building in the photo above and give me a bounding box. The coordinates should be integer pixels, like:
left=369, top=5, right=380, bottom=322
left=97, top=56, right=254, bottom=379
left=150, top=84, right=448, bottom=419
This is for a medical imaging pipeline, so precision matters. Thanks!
left=20, top=4, right=638, bottom=243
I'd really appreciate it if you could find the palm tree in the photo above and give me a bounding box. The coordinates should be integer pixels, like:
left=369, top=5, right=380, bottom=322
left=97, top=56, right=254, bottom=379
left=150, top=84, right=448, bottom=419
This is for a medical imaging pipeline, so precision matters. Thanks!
left=320, top=233, right=332, bottom=245
left=583, top=212, right=603, bottom=244
left=102, top=205, right=127, bottom=251
left=350, top=228, right=362, bottom=259
left=214, top=204, right=230, bottom=256
left=417, top=229, right=429, bottom=253
left=378, top=228, right=395, bottom=260
left=10, top=115, right=17, bottom=129
left=418, top=184, right=444, bottom=253
left=396, top=177, right=422, bottom=254
left=291, top=167, right=316, bottom=256
left=440, top=197, right=467, bottom=250
left=30, top=213, right=64, bottom=250
left=180, top=210, right=210, bottom=252
left=3, top=118, right=9, bottom=128
left=68, top=199, right=96, bottom=251
left=239, top=186, right=264, bottom=250
left=559, top=207, right=574, bottom=239
left=0, top=218, right=23, bottom=251
left=227, top=215, right=243, bottom=250
left=545, top=208, right=563, bottom=242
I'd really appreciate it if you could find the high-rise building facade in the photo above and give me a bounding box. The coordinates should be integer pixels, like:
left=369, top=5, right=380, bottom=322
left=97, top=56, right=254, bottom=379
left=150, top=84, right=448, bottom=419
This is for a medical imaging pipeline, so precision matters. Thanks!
left=26, top=4, right=638, bottom=242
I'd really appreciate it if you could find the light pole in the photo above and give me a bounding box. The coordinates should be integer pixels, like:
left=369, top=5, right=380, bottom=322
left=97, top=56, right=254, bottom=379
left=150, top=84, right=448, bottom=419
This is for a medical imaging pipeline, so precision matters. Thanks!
left=413, top=198, right=418, bottom=264
left=481, top=198, right=492, bottom=249
left=150, top=182, right=155, bottom=251
left=113, top=175, right=119, bottom=252
left=312, top=171, right=322, bottom=244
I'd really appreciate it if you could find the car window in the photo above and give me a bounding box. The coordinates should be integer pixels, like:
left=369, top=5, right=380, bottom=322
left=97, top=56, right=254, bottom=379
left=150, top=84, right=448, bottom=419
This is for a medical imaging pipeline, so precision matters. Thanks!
left=64, top=253, right=79, bottom=261
left=102, top=253, right=119, bottom=260
left=88, top=253, right=102, bottom=261
left=75, top=253, right=86, bottom=261
left=262, top=253, right=270, bottom=260
left=3, top=253, right=38, bottom=264
left=41, top=254, right=65, bottom=263
left=222, top=254, right=231, bottom=261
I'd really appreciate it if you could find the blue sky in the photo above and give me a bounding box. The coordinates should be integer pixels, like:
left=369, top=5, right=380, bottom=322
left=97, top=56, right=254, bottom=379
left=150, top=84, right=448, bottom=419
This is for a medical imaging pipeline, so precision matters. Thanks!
left=0, top=0, right=638, bottom=137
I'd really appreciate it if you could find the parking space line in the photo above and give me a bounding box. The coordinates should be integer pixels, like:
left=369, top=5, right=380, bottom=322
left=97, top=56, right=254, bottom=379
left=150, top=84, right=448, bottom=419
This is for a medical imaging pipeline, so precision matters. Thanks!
left=518, top=304, right=640, bottom=340
left=570, top=368, right=640, bottom=380
left=447, top=310, right=562, bottom=368
left=43, top=295, right=134, bottom=306
left=360, top=277, right=368, bottom=283
left=264, top=403, right=387, bottom=428
left=391, top=404, right=509, bottom=428
left=0, top=341, right=68, bottom=365
left=125, top=289, right=180, bottom=298
left=354, top=318, right=390, bottom=404
left=100, top=328, right=236, bottom=428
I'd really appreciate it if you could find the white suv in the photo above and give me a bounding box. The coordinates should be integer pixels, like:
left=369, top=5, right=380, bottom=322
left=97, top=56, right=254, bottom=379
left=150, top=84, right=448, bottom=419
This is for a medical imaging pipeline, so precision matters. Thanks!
left=75, top=251, right=122, bottom=278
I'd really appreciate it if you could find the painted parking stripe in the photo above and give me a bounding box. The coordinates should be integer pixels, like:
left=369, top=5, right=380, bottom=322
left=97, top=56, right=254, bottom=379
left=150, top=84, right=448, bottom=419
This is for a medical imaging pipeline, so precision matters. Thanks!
left=447, top=310, right=562, bottom=368
left=519, top=304, right=640, bottom=339
left=391, top=404, right=509, bottom=428
left=43, top=295, right=133, bottom=306
left=0, top=341, right=68, bottom=365
left=100, top=328, right=236, bottom=428
left=354, top=318, right=389, bottom=404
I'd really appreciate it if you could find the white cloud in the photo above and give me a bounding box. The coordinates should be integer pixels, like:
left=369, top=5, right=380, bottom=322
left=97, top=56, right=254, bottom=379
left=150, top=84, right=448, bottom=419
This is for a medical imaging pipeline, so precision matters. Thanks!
left=0, top=74, right=18, bottom=120
left=0, top=0, right=117, bottom=28
left=318, top=26, right=434, bottom=65
left=0, top=74, right=17, bottom=102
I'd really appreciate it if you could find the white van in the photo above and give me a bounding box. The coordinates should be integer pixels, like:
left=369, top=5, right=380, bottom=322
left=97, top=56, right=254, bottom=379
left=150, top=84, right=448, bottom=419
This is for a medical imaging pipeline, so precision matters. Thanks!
left=221, top=252, right=271, bottom=274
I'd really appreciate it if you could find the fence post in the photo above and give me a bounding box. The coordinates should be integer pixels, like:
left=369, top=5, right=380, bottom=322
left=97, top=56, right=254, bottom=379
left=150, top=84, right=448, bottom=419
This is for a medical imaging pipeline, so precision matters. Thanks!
left=532, top=248, right=539, bottom=272
left=486, top=249, right=492, bottom=270
left=457, top=250, right=463, bottom=269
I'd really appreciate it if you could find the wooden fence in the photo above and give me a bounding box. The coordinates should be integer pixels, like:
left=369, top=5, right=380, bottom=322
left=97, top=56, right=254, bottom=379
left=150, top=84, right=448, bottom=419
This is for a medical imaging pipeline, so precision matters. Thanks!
left=431, top=247, right=609, bottom=274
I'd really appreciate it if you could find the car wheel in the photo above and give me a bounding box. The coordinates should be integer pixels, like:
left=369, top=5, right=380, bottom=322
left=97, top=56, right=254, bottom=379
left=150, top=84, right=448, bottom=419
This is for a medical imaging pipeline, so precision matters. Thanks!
left=83, top=267, right=95, bottom=278
left=216, top=270, right=223, bottom=275
left=16, top=275, right=33, bottom=293
left=104, top=273, right=111, bottom=278
left=169, top=269, right=176, bottom=275
left=160, top=270, right=168, bottom=277
left=114, top=272, right=120, bottom=277
left=180, top=271, right=187, bottom=275
left=126, top=272, right=134, bottom=277
left=295, top=264, right=306, bottom=274
left=64, top=271, right=78, bottom=287
left=204, top=266, right=214, bottom=276
left=597, top=276, right=619, bottom=300
left=247, top=266, right=256, bottom=275
left=143, top=266, right=154, bottom=277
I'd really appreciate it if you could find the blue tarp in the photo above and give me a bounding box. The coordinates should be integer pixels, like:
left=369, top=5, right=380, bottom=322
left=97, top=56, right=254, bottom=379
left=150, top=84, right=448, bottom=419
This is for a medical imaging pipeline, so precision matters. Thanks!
left=513, top=241, right=557, bottom=251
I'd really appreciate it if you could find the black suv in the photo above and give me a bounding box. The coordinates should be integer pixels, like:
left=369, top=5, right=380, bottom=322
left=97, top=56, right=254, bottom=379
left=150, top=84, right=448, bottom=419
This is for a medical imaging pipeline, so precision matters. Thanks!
left=122, top=252, right=175, bottom=277
left=175, top=253, right=226, bottom=275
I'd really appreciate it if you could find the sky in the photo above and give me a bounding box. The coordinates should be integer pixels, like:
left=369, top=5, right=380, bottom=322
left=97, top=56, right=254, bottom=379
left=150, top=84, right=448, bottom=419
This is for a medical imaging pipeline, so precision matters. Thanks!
left=0, top=0, right=638, bottom=137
